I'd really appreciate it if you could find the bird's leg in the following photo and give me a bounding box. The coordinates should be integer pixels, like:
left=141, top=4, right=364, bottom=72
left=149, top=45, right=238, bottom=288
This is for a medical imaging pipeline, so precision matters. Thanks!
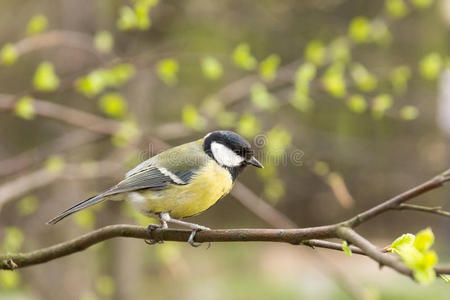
left=144, top=215, right=168, bottom=245
left=159, top=212, right=211, bottom=247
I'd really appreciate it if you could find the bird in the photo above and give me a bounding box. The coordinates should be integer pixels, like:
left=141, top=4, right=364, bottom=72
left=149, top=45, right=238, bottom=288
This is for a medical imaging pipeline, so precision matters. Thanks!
left=47, top=130, right=263, bottom=246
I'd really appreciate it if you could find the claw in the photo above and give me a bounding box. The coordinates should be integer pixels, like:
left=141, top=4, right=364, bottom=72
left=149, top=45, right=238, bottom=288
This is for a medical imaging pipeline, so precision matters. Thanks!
left=145, top=224, right=164, bottom=245
left=188, top=229, right=202, bottom=247
left=187, top=229, right=212, bottom=248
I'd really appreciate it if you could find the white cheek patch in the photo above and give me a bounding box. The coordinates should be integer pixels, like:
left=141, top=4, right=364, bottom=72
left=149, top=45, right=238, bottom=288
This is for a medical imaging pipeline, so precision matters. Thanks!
left=211, top=141, right=244, bottom=167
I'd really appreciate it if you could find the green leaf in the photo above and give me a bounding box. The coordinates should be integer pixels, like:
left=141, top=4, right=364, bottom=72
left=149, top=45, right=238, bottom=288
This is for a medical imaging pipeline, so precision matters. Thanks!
left=372, top=94, right=393, bottom=118
left=109, top=63, right=135, bottom=86
left=99, top=93, right=127, bottom=118
left=250, top=83, right=277, bottom=111
left=96, top=275, right=115, bottom=297
left=134, top=2, right=152, bottom=30
left=76, top=70, right=107, bottom=97
left=322, top=63, right=346, bottom=98
left=74, top=209, right=96, bottom=230
left=266, top=126, right=291, bottom=157
left=14, top=96, right=34, bottom=120
left=414, top=227, right=434, bottom=253
left=111, top=120, right=141, bottom=147
left=390, top=233, right=415, bottom=253
left=237, top=113, right=261, bottom=138
left=411, top=0, right=434, bottom=9
left=295, top=62, right=317, bottom=86
left=350, top=63, right=378, bottom=92
left=259, top=54, right=281, bottom=82
left=0, top=271, right=20, bottom=289
left=313, top=161, right=330, bottom=176
left=2, top=227, right=24, bottom=252
left=264, top=177, right=285, bottom=203
left=16, top=195, right=39, bottom=216
left=390, top=66, right=411, bottom=94
left=33, top=61, right=59, bottom=91
left=117, top=6, right=139, bottom=30
left=349, top=16, right=371, bottom=43
left=304, top=40, right=326, bottom=65
left=414, top=267, right=436, bottom=284
left=342, top=241, right=352, bottom=257
left=44, top=155, right=65, bottom=174
left=201, top=96, right=224, bottom=117
left=440, top=274, right=450, bottom=283
left=216, top=111, right=237, bottom=128
left=94, top=31, right=114, bottom=53
left=182, top=105, right=206, bottom=131
left=76, top=65, right=135, bottom=97
left=385, top=0, right=409, bottom=19
left=329, top=37, right=350, bottom=63
left=371, top=20, right=392, bottom=46
left=400, top=106, right=419, bottom=121
left=117, top=1, right=156, bottom=31
left=390, top=229, right=438, bottom=285
left=201, top=56, right=223, bottom=80
left=291, top=91, right=313, bottom=112
left=26, top=14, right=48, bottom=35
left=1, top=44, right=18, bottom=66
left=347, top=95, right=367, bottom=113
left=232, top=43, right=257, bottom=70
left=157, top=58, right=179, bottom=86
left=419, top=52, right=442, bottom=80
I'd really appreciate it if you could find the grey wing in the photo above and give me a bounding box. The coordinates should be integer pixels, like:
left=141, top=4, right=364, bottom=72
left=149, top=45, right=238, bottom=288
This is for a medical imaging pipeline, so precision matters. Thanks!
left=125, top=157, right=156, bottom=178
left=107, top=166, right=201, bottom=196
left=46, top=167, right=195, bottom=225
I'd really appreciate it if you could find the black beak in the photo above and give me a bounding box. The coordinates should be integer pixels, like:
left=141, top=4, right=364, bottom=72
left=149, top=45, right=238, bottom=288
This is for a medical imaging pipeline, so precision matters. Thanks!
left=246, top=156, right=264, bottom=168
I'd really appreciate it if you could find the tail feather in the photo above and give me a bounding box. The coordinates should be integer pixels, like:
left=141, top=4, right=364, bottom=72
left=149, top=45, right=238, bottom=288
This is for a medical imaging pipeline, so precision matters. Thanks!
left=46, top=194, right=106, bottom=225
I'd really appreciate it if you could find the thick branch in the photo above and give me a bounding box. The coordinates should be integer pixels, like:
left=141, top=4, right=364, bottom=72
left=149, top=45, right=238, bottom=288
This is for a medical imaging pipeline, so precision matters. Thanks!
left=0, top=224, right=337, bottom=270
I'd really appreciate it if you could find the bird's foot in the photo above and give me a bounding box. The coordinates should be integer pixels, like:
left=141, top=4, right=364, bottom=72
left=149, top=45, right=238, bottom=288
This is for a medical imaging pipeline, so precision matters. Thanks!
left=145, top=224, right=164, bottom=245
left=187, top=226, right=211, bottom=248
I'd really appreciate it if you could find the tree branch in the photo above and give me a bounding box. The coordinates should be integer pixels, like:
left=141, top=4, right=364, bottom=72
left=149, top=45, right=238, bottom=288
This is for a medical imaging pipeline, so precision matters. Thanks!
left=336, top=227, right=413, bottom=277
left=0, top=224, right=338, bottom=270
left=394, top=203, right=450, bottom=218
left=342, top=169, right=450, bottom=227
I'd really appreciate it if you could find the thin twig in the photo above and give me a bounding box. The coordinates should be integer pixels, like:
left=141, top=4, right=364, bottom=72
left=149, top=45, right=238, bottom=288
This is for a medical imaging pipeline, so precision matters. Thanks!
left=301, top=239, right=365, bottom=255
left=336, top=227, right=413, bottom=277
left=394, top=204, right=450, bottom=218
left=343, top=169, right=450, bottom=227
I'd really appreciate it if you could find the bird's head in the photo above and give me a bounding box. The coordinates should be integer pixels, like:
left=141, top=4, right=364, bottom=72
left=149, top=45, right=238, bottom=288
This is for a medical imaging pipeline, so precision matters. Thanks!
left=203, top=130, right=263, bottom=170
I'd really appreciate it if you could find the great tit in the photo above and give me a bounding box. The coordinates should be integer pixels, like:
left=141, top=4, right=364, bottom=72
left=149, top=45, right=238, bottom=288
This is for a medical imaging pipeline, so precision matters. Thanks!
left=47, top=130, right=263, bottom=246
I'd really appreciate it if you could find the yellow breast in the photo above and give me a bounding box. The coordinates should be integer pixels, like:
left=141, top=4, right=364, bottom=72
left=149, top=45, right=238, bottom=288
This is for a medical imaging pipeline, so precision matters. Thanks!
left=130, top=160, right=233, bottom=219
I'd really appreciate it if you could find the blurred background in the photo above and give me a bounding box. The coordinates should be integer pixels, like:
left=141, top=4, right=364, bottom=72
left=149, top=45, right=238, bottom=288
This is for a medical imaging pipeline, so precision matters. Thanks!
left=0, top=0, right=449, bottom=299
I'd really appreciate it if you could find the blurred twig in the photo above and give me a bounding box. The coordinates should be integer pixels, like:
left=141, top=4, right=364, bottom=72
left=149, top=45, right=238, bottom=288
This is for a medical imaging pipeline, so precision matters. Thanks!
left=14, top=30, right=105, bottom=60
left=0, top=130, right=103, bottom=177
left=231, top=181, right=297, bottom=229
left=0, top=160, right=121, bottom=210
left=0, top=94, right=120, bottom=134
